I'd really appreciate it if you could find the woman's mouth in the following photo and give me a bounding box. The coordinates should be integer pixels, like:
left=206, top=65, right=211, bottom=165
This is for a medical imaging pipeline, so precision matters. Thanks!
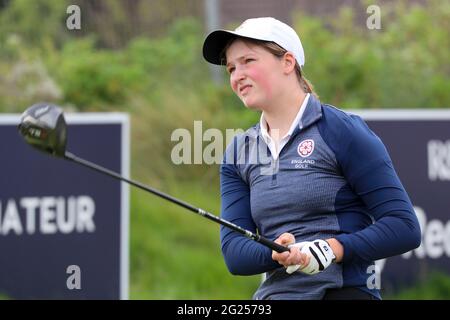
left=240, top=85, right=252, bottom=95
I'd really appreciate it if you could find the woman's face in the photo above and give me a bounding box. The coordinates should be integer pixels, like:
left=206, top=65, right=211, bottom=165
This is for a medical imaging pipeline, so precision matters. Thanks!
left=225, top=39, right=285, bottom=110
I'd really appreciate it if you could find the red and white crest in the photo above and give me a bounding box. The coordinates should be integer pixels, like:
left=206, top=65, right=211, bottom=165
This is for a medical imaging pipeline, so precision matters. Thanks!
left=297, top=139, right=315, bottom=158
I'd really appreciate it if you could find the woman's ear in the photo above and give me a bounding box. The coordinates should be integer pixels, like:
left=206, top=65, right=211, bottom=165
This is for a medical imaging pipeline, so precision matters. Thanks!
left=282, top=52, right=297, bottom=75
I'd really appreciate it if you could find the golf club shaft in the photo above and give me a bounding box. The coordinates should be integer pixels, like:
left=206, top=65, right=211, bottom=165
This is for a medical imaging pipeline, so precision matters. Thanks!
left=64, top=151, right=289, bottom=253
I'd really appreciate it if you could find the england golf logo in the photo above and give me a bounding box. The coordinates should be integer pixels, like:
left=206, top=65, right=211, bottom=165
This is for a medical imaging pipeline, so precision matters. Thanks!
left=298, top=139, right=314, bottom=158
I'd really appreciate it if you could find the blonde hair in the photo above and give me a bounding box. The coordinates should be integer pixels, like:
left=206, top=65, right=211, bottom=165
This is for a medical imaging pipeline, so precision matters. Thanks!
left=220, top=38, right=318, bottom=98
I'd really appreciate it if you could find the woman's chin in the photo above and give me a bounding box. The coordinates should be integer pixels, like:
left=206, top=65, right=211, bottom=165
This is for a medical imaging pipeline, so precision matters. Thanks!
left=241, top=99, right=261, bottom=111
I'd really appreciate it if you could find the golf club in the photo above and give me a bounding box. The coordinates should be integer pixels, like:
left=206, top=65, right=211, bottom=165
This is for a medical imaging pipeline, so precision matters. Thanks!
left=18, top=102, right=289, bottom=253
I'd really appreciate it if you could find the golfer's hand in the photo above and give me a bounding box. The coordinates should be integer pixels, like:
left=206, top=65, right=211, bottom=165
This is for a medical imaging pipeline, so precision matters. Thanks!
left=287, top=239, right=336, bottom=275
left=272, top=233, right=309, bottom=271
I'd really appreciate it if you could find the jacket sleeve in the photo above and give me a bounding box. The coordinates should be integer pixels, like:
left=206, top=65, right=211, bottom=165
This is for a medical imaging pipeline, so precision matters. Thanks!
left=219, top=143, right=279, bottom=275
left=322, top=111, right=421, bottom=263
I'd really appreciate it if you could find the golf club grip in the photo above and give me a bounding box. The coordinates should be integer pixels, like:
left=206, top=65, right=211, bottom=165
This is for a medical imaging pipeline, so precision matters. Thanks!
left=258, top=236, right=290, bottom=253
left=199, top=209, right=289, bottom=253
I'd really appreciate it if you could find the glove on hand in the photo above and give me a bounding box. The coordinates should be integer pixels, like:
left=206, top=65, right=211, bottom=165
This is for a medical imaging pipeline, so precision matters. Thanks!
left=286, top=239, right=336, bottom=275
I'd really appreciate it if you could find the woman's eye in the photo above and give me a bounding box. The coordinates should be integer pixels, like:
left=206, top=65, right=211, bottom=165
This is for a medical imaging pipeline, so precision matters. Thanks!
left=245, top=58, right=254, bottom=63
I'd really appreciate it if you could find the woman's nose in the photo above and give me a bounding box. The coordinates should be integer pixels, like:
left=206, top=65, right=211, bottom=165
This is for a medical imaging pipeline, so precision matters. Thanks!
left=231, top=67, right=246, bottom=84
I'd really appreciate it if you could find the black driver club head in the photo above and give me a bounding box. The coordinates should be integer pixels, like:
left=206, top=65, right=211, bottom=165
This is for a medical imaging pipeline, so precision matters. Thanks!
left=18, top=102, right=67, bottom=157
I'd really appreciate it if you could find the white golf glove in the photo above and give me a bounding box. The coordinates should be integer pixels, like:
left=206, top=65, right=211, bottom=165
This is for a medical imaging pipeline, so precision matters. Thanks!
left=286, top=239, right=336, bottom=275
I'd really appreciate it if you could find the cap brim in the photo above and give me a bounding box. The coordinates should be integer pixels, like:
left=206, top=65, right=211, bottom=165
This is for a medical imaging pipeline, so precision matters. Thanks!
left=202, top=30, right=241, bottom=65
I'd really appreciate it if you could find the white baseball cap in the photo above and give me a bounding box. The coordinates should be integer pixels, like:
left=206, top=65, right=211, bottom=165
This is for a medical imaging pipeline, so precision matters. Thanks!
left=203, top=17, right=305, bottom=67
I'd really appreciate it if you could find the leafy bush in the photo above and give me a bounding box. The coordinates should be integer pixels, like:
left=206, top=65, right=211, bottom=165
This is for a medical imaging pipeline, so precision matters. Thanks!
left=130, top=184, right=261, bottom=299
left=294, top=0, right=450, bottom=108
left=0, top=0, right=70, bottom=47
left=386, top=272, right=450, bottom=300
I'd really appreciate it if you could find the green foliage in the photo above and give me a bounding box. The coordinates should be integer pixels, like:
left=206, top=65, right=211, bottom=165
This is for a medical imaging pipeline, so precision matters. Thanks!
left=294, top=0, right=450, bottom=108
left=0, top=35, right=63, bottom=112
left=387, top=272, right=450, bottom=300
left=0, top=0, right=70, bottom=47
left=2, top=1, right=448, bottom=113
left=130, top=184, right=260, bottom=299
left=50, top=37, right=144, bottom=109
left=40, top=18, right=209, bottom=111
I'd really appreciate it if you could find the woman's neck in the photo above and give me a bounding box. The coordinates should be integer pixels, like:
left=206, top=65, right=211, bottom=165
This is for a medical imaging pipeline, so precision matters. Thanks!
left=263, top=88, right=307, bottom=139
